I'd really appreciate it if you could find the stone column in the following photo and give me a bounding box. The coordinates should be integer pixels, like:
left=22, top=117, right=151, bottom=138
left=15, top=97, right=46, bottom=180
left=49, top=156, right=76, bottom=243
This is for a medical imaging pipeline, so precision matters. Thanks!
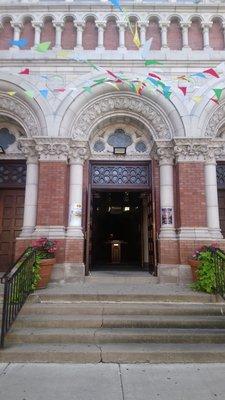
left=138, top=22, right=147, bottom=47
left=20, top=157, right=39, bottom=237
left=205, top=155, right=222, bottom=239
left=157, top=147, right=176, bottom=239
left=201, top=22, right=212, bottom=50
left=181, top=22, right=190, bottom=49
left=10, top=22, right=22, bottom=49
left=159, top=22, right=169, bottom=49
left=53, top=21, right=64, bottom=49
left=32, top=21, right=42, bottom=46
left=67, top=147, right=87, bottom=238
left=96, top=21, right=106, bottom=50
left=75, top=22, right=84, bottom=50
left=117, top=21, right=126, bottom=50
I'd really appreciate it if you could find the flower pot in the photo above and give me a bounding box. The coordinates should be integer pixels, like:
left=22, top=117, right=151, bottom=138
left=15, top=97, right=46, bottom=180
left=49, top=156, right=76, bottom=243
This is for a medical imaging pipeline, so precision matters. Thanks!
left=37, top=258, right=56, bottom=289
left=188, top=259, right=200, bottom=282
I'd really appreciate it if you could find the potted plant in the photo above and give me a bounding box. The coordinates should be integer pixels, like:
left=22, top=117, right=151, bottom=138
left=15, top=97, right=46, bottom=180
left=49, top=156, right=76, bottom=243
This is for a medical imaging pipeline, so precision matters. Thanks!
left=189, top=244, right=219, bottom=293
left=31, top=237, right=57, bottom=289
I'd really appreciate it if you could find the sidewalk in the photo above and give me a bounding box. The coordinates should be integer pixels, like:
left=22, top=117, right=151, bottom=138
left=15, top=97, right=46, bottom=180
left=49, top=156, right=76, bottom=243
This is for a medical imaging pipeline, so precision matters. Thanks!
left=0, top=363, right=225, bottom=400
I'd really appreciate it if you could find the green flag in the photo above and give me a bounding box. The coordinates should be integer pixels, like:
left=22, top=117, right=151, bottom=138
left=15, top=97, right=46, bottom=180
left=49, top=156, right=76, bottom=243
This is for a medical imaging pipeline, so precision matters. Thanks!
left=213, top=88, right=223, bottom=101
left=144, top=60, right=163, bottom=66
left=25, top=90, right=35, bottom=99
left=35, top=41, right=51, bottom=53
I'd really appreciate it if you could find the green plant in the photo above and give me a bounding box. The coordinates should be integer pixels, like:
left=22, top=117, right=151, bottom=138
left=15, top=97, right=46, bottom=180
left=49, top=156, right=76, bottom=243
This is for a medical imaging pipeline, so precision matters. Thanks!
left=191, top=249, right=216, bottom=293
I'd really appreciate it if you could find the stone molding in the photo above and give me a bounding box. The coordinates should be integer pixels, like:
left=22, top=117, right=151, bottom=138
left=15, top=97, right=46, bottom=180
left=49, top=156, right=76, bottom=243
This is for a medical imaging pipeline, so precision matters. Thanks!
left=0, top=94, right=40, bottom=137
left=205, top=102, right=225, bottom=138
left=72, top=94, right=172, bottom=141
left=152, top=141, right=174, bottom=165
left=17, top=138, right=38, bottom=163
left=69, top=141, right=90, bottom=164
left=35, top=138, right=70, bottom=161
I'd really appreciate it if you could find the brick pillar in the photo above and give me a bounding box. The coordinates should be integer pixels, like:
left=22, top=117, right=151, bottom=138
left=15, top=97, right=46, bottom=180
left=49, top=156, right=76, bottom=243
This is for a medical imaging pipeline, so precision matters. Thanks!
left=36, top=161, right=68, bottom=237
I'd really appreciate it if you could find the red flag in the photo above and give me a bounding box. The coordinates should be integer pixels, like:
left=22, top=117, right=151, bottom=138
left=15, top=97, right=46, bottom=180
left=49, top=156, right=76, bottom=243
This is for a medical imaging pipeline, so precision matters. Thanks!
left=203, top=68, right=220, bottom=78
left=148, top=72, right=161, bottom=80
left=53, top=88, right=66, bottom=92
left=19, top=68, right=29, bottom=75
left=210, top=97, right=219, bottom=105
left=178, top=86, right=187, bottom=96
left=106, top=70, right=118, bottom=79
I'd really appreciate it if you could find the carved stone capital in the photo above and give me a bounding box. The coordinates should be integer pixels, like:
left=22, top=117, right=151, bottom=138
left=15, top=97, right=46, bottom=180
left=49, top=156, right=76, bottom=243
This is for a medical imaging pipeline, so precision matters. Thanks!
left=159, top=21, right=170, bottom=29
left=69, top=141, right=90, bottom=164
left=180, top=22, right=191, bottom=29
left=10, top=22, right=22, bottom=30
left=53, top=21, right=64, bottom=30
left=205, top=140, right=225, bottom=163
left=116, top=21, right=127, bottom=29
left=205, top=102, right=225, bottom=137
left=201, top=22, right=213, bottom=30
left=32, top=21, right=43, bottom=30
left=17, top=138, right=38, bottom=163
left=174, top=139, right=209, bottom=162
left=96, top=21, right=106, bottom=30
left=74, top=21, right=85, bottom=30
left=35, top=138, right=70, bottom=162
left=153, top=141, right=174, bottom=165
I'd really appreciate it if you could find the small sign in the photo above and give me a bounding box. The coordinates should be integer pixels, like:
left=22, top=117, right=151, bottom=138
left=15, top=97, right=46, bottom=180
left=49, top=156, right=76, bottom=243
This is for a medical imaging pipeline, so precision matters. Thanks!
left=161, top=207, right=173, bottom=225
left=113, top=147, right=126, bottom=155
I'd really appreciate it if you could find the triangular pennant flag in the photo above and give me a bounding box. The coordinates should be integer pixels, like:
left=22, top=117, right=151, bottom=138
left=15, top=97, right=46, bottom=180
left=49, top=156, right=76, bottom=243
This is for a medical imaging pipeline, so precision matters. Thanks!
left=178, top=86, right=187, bottom=96
left=53, top=88, right=66, bottom=93
left=140, top=37, right=153, bottom=59
left=35, top=41, right=51, bottom=53
left=19, top=68, right=30, bottom=75
left=108, top=0, right=123, bottom=12
left=94, top=78, right=108, bottom=85
left=57, top=50, right=71, bottom=58
left=192, top=95, right=202, bottom=104
left=191, top=72, right=207, bottom=79
left=148, top=72, right=161, bottom=80
left=25, top=90, right=35, bottom=99
left=106, top=82, right=120, bottom=90
left=7, top=91, right=16, bottom=96
left=86, top=60, right=99, bottom=70
left=133, top=23, right=141, bottom=48
left=9, top=38, right=28, bottom=48
left=210, top=97, right=219, bottom=105
left=163, top=90, right=172, bottom=99
left=213, top=88, right=223, bottom=101
left=83, top=86, right=92, bottom=93
left=39, top=89, right=48, bottom=99
left=145, top=60, right=162, bottom=66
left=203, top=68, right=220, bottom=78
left=106, top=70, right=118, bottom=79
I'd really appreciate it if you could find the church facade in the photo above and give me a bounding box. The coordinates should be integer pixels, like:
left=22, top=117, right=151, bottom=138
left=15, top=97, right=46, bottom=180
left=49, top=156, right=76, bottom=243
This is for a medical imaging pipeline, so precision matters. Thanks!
left=1, top=0, right=225, bottom=284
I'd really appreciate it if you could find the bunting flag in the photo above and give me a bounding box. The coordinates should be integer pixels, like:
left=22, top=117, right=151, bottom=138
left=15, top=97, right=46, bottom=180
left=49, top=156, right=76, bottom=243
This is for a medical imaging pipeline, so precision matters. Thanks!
left=203, top=68, right=220, bottom=78
left=86, top=60, right=100, bottom=70
left=106, top=70, right=118, bottom=80
left=192, top=95, right=202, bottom=104
left=163, top=89, right=172, bottom=99
left=133, top=24, right=141, bottom=48
left=213, top=88, right=223, bottom=101
left=83, top=86, right=92, bottom=93
left=25, top=90, right=35, bottom=99
left=210, top=97, right=219, bottom=105
left=19, top=68, right=30, bottom=75
left=177, top=75, right=191, bottom=82
left=7, top=91, right=16, bottom=96
left=9, top=38, right=28, bottom=48
left=178, top=86, right=187, bottom=96
left=191, top=72, right=207, bottom=79
left=57, top=50, right=71, bottom=58
left=39, top=89, right=49, bottom=98
left=106, top=82, right=120, bottom=90
left=108, top=0, right=123, bottom=12
left=145, top=60, right=163, bottom=66
left=140, top=37, right=153, bottom=59
left=148, top=72, right=161, bottom=80
left=94, top=78, right=108, bottom=85
left=53, top=88, right=66, bottom=93
left=35, top=41, right=51, bottom=53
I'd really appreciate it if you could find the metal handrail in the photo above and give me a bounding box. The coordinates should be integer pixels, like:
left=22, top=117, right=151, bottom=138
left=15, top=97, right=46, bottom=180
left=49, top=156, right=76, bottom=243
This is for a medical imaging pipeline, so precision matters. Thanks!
left=0, top=249, right=36, bottom=348
left=213, top=250, right=225, bottom=299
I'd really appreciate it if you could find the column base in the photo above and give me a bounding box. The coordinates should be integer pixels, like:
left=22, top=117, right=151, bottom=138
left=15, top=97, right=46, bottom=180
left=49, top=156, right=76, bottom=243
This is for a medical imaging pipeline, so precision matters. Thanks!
left=20, top=227, right=35, bottom=237
left=33, top=225, right=66, bottom=238
left=209, top=228, right=223, bottom=239
left=177, top=227, right=211, bottom=240
left=158, top=264, right=192, bottom=285
left=51, top=262, right=85, bottom=283
left=159, top=227, right=177, bottom=239
left=66, top=226, right=84, bottom=238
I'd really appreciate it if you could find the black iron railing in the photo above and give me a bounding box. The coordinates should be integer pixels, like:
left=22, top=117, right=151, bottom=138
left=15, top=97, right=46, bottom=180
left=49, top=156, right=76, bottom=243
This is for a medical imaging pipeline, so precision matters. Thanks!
left=214, top=250, right=225, bottom=299
left=0, top=250, right=36, bottom=348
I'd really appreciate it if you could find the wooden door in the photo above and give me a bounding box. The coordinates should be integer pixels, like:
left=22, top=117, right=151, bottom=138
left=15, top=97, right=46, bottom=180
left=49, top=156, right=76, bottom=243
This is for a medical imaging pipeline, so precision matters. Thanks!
left=218, top=189, right=225, bottom=237
left=147, top=189, right=157, bottom=274
left=0, top=189, right=25, bottom=272
left=85, top=185, right=93, bottom=275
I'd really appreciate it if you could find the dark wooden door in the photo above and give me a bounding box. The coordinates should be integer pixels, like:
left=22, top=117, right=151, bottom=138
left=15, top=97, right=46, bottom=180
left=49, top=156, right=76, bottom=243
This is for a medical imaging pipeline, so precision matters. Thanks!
left=147, top=189, right=157, bottom=274
left=0, top=189, right=25, bottom=272
left=85, top=185, right=93, bottom=275
left=218, top=189, right=225, bottom=237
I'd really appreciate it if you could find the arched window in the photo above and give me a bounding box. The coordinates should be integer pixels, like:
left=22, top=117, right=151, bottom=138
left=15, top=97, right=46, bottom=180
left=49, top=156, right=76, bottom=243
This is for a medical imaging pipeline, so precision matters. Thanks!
left=104, top=17, right=119, bottom=50
left=61, top=16, right=76, bottom=49
left=125, top=17, right=139, bottom=50
left=20, top=17, right=34, bottom=49
left=40, top=17, right=55, bottom=49
left=146, top=18, right=161, bottom=50
left=83, top=17, right=98, bottom=50
left=209, top=18, right=224, bottom=50
left=188, top=18, right=203, bottom=50
left=167, top=18, right=182, bottom=50
left=0, top=18, right=14, bottom=50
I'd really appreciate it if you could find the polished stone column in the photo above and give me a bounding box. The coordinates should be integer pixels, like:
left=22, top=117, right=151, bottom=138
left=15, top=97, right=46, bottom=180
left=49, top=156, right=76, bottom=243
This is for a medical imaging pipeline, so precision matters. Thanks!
left=117, top=21, right=126, bottom=50
left=53, top=21, right=64, bottom=49
left=10, top=22, right=22, bottom=49
left=205, top=157, right=222, bottom=238
left=96, top=21, right=106, bottom=49
left=20, top=157, right=39, bottom=237
left=201, top=22, right=212, bottom=49
left=138, top=22, right=147, bottom=46
left=75, top=22, right=84, bottom=50
left=160, top=22, right=169, bottom=49
left=67, top=157, right=84, bottom=238
left=32, top=21, right=42, bottom=46
left=181, top=22, right=190, bottom=49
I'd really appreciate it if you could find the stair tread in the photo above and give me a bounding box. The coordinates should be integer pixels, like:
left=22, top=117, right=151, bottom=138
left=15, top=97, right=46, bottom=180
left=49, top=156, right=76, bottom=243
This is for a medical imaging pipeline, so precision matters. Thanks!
left=17, top=314, right=225, bottom=321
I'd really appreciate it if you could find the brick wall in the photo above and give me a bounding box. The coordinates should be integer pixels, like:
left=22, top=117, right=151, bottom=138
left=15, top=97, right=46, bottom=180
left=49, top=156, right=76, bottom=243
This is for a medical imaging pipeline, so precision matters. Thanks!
left=209, top=19, right=224, bottom=50
left=40, top=18, right=55, bottom=49
left=188, top=19, right=203, bottom=50
left=20, top=19, right=34, bottom=49
left=176, top=162, right=207, bottom=227
left=65, top=238, right=84, bottom=263
left=36, top=162, right=68, bottom=226
left=146, top=19, right=161, bottom=50
left=104, top=17, right=119, bottom=50
left=61, top=17, right=77, bottom=49
left=167, top=18, right=182, bottom=50
left=0, top=20, right=13, bottom=50
left=82, top=17, right=98, bottom=50
left=158, top=240, right=179, bottom=264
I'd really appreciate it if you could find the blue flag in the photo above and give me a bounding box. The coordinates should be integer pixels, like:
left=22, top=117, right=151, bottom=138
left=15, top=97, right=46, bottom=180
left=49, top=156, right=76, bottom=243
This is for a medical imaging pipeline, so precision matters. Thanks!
left=108, top=0, right=123, bottom=11
left=39, top=89, right=48, bottom=99
left=9, top=38, right=28, bottom=48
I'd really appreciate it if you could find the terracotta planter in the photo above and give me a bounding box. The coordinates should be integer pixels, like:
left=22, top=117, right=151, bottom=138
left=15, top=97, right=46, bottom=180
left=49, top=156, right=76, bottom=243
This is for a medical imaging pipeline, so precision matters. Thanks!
left=37, top=258, right=56, bottom=289
left=188, top=259, right=201, bottom=282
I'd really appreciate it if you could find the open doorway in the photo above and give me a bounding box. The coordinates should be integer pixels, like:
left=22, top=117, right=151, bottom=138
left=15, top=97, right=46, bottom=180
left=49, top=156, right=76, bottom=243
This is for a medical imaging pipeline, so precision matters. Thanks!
left=86, top=190, right=156, bottom=274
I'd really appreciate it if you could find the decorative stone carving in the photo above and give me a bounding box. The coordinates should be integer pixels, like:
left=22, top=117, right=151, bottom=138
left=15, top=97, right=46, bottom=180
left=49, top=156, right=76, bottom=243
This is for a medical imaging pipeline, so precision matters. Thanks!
left=91, top=164, right=150, bottom=187
left=205, top=103, right=225, bottom=137
left=0, top=162, right=26, bottom=187
left=72, top=94, right=171, bottom=141
left=17, top=138, right=38, bottom=163
left=0, top=95, right=40, bottom=137
left=174, top=139, right=209, bottom=162
left=153, top=141, right=174, bottom=164
left=69, top=141, right=90, bottom=164
left=35, top=138, right=70, bottom=161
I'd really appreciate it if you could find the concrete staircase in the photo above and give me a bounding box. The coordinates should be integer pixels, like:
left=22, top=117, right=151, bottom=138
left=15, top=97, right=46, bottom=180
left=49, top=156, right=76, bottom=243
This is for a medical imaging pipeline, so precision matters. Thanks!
left=1, top=289, right=225, bottom=363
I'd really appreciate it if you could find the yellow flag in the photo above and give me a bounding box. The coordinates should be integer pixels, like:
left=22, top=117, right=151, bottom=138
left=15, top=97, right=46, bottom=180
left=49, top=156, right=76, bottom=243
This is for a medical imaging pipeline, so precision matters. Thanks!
left=193, top=95, right=202, bottom=104
left=7, top=91, right=16, bottom=96
left=133, top=24, right=141, bottom=48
